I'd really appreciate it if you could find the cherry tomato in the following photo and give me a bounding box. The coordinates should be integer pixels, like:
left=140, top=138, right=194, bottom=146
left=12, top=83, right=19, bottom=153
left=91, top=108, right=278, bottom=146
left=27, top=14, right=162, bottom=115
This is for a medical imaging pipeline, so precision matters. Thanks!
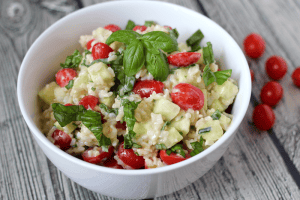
left=82, top=146, right=114, bottom=164
left=167, top=52, right=201, bottom=67
left=79, top=95, right=99, bottom=110
left=117, top=142, right=145, bottom=169
left=55, top=68, right=77, bottom=87
left=250, top=69, right=255, bottom=82
left=265, top=56, right=288, bottom=80
left=252, top=104, right=275, bottom=131
left=133, top=25, right=147, bottom=32
left=104, top=24, right=121, bottom=32
left=164, top=25, right=172, bottom=30
left=103, top=157, right=123, bottom=169
left=92, top=42, right=114, bottom=60
left=64, top=103, right=73, bottom=106
left=260, top=81, right=283, bottom=107
left=133, top=80, right=164, bottom=98
left=52, top=129, right=72, bottom=150
left=116, top=121, right=126, bottom=130
left=86, top=39, right=95, bottom=50
left=171, top=83, right=204, bottom=110
left=243, top=33, right=265, bottom=58
left=292, top=67, right=300, bottom=87
left=159, top=150, right=189, bottom=165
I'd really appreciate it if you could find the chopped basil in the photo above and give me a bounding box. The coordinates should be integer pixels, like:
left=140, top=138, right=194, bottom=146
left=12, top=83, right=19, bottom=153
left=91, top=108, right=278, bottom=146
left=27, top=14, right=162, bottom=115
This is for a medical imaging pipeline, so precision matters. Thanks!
left=198, top=127, right=211, bottom=134
left=179, top=132, right=184, bottom=136
left=99, top=103, right=118, bottom=115
left=214, top=69, right=232, bottom=85
left=60, top=50, right=83, bottom=69
left=91, top=87, right=96, bottom=91
left=145, top=49, right=169, bottom=81
left=156, top=143, right=167, bottom=150
left=211, top=110, right=222, bottom=120
left=166, top=144, right=186, bottom=158
left=161, top=121, right=171, bottom=131
left=126, top=20, right=136, bottom=30
left=65, top=80, right=74, bottom=90
left=203, top=42, right=214, bottom=65
left=134, top=152, right=140, bottom=156
left=203, top=65, right=232, bottom=86
left=133, top=143, right=142, bottom=148
left=190, top=136, right=205, bottom=157
left=186, top=29, right=204, bottom=52
left=144, top=21, right=156, bottom=27
left=117, top=75, right=136, bottom=97
left=169, top=28, right=179, bottom=40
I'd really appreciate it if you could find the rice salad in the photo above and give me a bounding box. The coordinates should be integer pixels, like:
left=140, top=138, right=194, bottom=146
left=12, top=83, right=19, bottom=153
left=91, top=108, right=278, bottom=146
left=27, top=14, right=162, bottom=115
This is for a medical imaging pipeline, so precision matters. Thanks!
left=38, top=20, right=239, bottom=169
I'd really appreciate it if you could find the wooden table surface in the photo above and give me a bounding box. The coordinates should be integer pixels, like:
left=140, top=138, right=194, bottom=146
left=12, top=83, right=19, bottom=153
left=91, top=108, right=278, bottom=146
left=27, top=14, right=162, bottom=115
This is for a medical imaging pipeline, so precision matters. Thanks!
left=1, top=0, right=300, bottom=199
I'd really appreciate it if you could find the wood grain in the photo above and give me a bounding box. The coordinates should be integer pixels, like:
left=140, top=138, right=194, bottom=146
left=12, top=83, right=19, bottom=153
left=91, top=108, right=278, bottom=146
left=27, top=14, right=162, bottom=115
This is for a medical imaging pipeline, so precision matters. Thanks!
left=0, top=0, right=299, bottom=199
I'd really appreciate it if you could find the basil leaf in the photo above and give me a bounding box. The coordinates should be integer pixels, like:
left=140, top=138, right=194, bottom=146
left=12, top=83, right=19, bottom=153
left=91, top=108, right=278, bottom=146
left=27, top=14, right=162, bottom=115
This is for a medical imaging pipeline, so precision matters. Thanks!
left=91, top=87, right=96, bottom=91
left=211, top=110, right=222, bottom=120
left=60, top=50, right=83, bottom=69
left=203, top=65, right=216, bottom=86
left=83, top=52, right=123, bottom=67
left=190, top=136, right=205, bottom=157
left=203, top=42, right=214, bottom=65
left=52, top=103, right=85, bottom=127
left=161, top=121, right=171, bottom=131
left=198, top=127, right=211, bottom=134
left=124, top=131, right=136, bottom=149
left=140, top=31, right=178, bottom=54
left=214, top=69, right=232, bottom=85
left=106, top=30, right=141, bottom=45
left=169, top=28, right=179, bottom=40
left=99, top=103, right=118, bottom=115
left=144, top=21, right=156, bottom=27
left=168, top=144, right=186, bottom=158
left=133, top=143, right=142, bottom=148
left=118, top=75, right=136, bottom=96
left=190, top=44, right=201, bottom=52
left=81, top=50, right=92, bottom=67
left=65, top=80, right=74, bottom=90
left=186, top=29, right=204, bottom=51
left=156, top=143, right=167, bottom=150
left=123, top=39, right=145, bottom=76
left=145, top=49, right=169, bottom=81
left=126, top=20, right=136, bottom=30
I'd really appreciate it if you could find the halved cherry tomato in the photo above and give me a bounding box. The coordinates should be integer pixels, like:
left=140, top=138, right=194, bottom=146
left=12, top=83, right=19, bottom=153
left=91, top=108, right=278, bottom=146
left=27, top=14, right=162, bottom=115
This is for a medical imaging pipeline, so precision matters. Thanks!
left=171, top=83, right=204, bottom=110
left=116, top=121, right=126, bottom=130
left=260, top=81, right=283, bottom=107
left=103, top=157, right=123, bottom=169
left=79, top=95, right=99, bottom=110
left=133, top=80, right=164, bottom=98
left=243, top=33, right=265, bottom=58
left=52, top=129, right=72, bottom=150
left=104, top=24, right=121, bottom=32
left=164, top=25, right=172, bottom=30
left=159, top=150, right=189, bottom=165
left=117, top=142, right=145, bottom=169
left=250, top=69, right=255, bottom=82
left=86, top=39, right=95, bottom=50
left=167, top=52, right=201, bottom=67
left=82, top=146, right=114, bottom=164
left=64, top=103, right=73, bottom=106
left=55, top=68, right=77, bottom=87
left=265, top=56, right=288, bottom=80
left=252, top=104, right=275, bottom=131
left=92, top=42, right=114, bottom=60
left=292, top=67, right=300, bottom=87
left=133, top=25, right=147, bottom=32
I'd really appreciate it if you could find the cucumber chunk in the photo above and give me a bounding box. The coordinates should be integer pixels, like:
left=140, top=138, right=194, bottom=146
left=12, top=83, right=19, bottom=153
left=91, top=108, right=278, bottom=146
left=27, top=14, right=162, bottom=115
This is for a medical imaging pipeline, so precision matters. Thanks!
left=133, top=121, right=152, bottom=138
left=88, top=62, right=114, bottom=85
left=170, top=117, right=190, bottom=136
left=38, top=82, right=59, bottom=105
left=219, top=114, right=232, bottom=131
left=54, top=121, right=77, bottom=134
left=197, top=118, right=223, bottom=145
left=153, top=99, right=180, bottom=121
left=160, top=127, right=183, bottom=149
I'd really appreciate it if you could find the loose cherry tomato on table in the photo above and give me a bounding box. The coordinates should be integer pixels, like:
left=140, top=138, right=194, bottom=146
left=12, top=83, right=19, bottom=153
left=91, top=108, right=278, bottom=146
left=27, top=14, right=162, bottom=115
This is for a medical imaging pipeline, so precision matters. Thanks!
left=133, top=80, right=164, bottom=98
left=265, top=56, right=288, bottom=80
left=133, top=25, right=147, bottom=32
left=252, top=104, right=275, bottom=131
left=159, top=150, right=190, bottom=165
left=243, top=33, right=265, bottom=58
left=292, top=67, right=300, bottom=87
left=92, top=42, right=114, bottom=60
left=86, top=39, right=95, bottom=50
left=104, top=24, right=121, bottom=32
left=52, top=129, right=72, bottom=150
left=55, top=68, right=77, bottom=87
left=82, top=146, right=114, bottom=164
left=171, top=83, right=204, bottom=110
left=167, top=52, right=201, bottom=67
left=103, top=157, right=123, bottom=169
left=250, top=69, right=255, bottom=82
left=79, top=95, right=99, bottom=110
left=117, top=142, right=145, bottom=169
left=260, top=81, right=283, bottom=107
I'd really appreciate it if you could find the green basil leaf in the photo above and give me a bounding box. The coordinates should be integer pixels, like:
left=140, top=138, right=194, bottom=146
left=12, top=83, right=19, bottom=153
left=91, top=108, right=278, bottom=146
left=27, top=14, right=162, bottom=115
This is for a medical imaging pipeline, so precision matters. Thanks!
left=145, top=49, right=169, bottom=81
left=140, top=31, right=178, bottom=54
left=91, top=87, right=96, bottom=91
left=203, top=65, right=216, bottom=86
left=144, top=21, right=156, bottom=27
left=65, top=80, right=74, bottom=90
left=190, top=136, right=205, bottom=157
left=156, top=143, right=167, bottom=150
left=133, top=143, right=142, bottom=148
left=169, top=144, right=186, bottom=158
left=161, top=121, right=171, bottom=131
left=124, top=131, right=136, bottom=149
left=106, top=30, right=141, bottom=45
left=211, top=110, right=222, bottom=120
left=118, top=75, right=136, bottom=96
left=214, top=69, right=232, bottom=85
left=190, top=44, right=201, bottom=52
left=52, top=103, right=85, bottom=127
left=166, top=149, right=172, bottom=155
left=123, top=39, right=145, bottom=76
left=198, top=127, right=211, bottom=134
left=186, top=29, right=204, bottom=49
left=126, top=20, right=136, bottom=30
left=169, top=28, right=179, bottom=40
left=203, top=42, right=214, bottom=65
left=121, top=99, right=140, bottom=131
left=83, top=52, right=123, bottom=67
left=60, top=50, right=83, bottom=69
left=99, top=103, right=118, bottom=115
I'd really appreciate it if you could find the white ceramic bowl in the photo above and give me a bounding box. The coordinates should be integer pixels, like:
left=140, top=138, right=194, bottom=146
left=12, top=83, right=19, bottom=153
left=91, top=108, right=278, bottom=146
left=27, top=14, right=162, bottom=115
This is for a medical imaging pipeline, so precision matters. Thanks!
left=17, top=1, right=251, bottom=199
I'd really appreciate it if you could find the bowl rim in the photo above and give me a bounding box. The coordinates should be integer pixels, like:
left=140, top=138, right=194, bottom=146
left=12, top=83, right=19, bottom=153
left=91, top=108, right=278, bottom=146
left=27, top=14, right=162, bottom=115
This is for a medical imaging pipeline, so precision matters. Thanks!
left=17, top=0, right=251, bottom=175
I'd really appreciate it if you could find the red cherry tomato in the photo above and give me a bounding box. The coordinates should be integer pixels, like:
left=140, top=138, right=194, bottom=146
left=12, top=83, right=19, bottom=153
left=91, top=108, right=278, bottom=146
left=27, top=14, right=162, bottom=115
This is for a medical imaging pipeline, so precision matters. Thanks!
left=252, top=104, right=275, bottom=131
left=292, top=67, right=300, bottom=87
left=250, top=69, right=255, bottom=82
left=86, top=39, right=95, bottom=50
left=133, top=25, right=147, bottom=32
left=116, top=121, right=126, bottom=130
left=243, top=33, right=265, bottom=58
left=52, top=129, right=72, bottom=150
left=159, top=150, right=189, bottom=165
left=103, top=157, right=123, bottom=169
left=64, top=103, right=73, bottom=106
left=92, top=42, right=114, bottom=60
left=117, top=142, right=145, bottom=169
left=79, top=95, right=99, bottom=110
left=164, top=25, right=172, bottom=30
left=167, top=52, right=201, bottom=67
left=260, top=81, right=283, bottom=107
left=55, top=68, right=77, bottom=87
left=104, top=24, right=121, bottom=32
left=171, top=83, right=204, bottom=110
left=133, top=80, right=164, bottom=98
left=82, top=146, right=114, bottom=164
left=265, top=56, right=288, bottom=80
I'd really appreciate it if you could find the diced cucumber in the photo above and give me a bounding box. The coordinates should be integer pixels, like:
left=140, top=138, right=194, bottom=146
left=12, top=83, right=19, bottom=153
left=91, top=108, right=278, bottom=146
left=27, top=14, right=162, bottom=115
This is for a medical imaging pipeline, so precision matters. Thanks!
left=38, top=82, right=59, bottom=105
left=196, top=49, right=204, bottom=64
left=213, top=80, right=238, bottom=100
left=219, top=114, right=232, bottom=131
left=170, top=117, right=190, bottom=136
left=201, top=89, right=208, bottom=111
left=210, top=99, right=225, bottom=112
left=197, top=119, right=223, bottom=145
left=101, top=95, right=115, bottom=108
left=88, top=62, right=114, bottom=85
left=133, top=121, right=152, bottom=138
left=54, top=121, right=77, bottom=134
left=163, top=127, right=183, bottom=149
left=153, top=99, right=180, bottom=121
left=73, top=70, right=90, bottom=90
